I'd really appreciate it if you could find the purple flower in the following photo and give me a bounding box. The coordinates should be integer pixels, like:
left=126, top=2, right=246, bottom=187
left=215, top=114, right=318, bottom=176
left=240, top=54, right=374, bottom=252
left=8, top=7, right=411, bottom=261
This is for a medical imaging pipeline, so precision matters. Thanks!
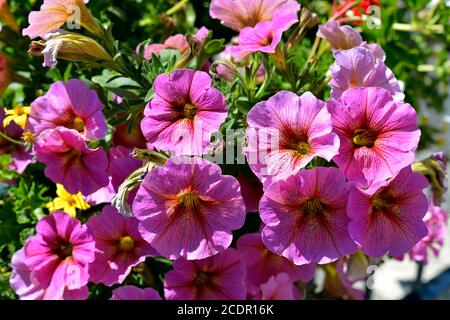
left=87, top=206, right=157, bottom=286
left=329, top=46, right=404, bottom=102
left=164, top=248, right=246, bottom=300
left=34, top=127, right=109, bottom=195
left=110, top=286, right=162, bottom=300
left=10, top=212, right=95, bottom=300
left=246, top=91, right=339, bottom=189
left=260, top=167, right=357, bottom=265
left=327, top=87, right=420, bottom=193
left=237, top=233, right=315, bottom=294
left=27, top=79, right=107, bottom=140
left=318, top=20, right=363, bottom=50
left=141, top=69, right=228, bottom=155
left=133, top=156, right=246, bottom=260
left=348, top=167, right=429, bottom=257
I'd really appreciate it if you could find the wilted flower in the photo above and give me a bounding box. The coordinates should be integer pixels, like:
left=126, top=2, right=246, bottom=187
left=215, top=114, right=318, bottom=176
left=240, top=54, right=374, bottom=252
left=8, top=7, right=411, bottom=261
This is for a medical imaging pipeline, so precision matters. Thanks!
left=0, top=53, right=11, bottom=96
left=29, top=30, right=113, bottom=68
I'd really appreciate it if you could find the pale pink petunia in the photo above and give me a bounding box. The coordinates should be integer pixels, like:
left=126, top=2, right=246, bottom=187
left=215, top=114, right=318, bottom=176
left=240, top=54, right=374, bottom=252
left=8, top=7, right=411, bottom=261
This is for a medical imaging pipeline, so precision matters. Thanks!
left=246, top=91, right=339, bottom=189
left=327, top=87, right=420, bottom=192
left=11, top=211, right=95, bottom=300
left=110, top=286, right=162, bottom=300
left=0, top=109, right=33, bottom=174
left=318, top=20, right=362, bottom=50
left=329, top=46, right=403, bottom=101
left=255, top=273, right=298, bottom=300
left=140, top=68, right=228, bottom=156
left=164, top=248, right=246, bottom=300
left=210, top=0, right=300, bottom=31
left=260, top=167, right=358, bottom=265
left=132, top=156, right=246, bottom=260
left=22, top=0, right=92, bottom=39
left=27, top=79, right=107, bottom=140
left=231, top=14, right=298, bottom=61
left=237, top=233, right=315, bottom=294
left=34, top=127, right=109, bottom=195
left=348, top=167, right=429, bottom=257
left=407, top=198, right=448, bottom=264
left=87, top=206, right=157, bottom=286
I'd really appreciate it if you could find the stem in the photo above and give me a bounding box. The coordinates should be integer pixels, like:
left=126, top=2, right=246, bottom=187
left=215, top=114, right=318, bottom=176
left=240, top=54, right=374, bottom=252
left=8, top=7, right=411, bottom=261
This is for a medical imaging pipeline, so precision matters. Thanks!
left=166, top=0, right=189, bottom=16
left=135, top=262, right=155, bottom=288
left=0, top=131, right=24, bottom=146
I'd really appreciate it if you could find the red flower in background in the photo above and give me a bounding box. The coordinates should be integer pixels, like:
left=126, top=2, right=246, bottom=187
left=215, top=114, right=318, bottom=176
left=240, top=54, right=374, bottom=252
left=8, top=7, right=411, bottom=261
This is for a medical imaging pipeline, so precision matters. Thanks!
left=334, top=0, right=381, bottom=25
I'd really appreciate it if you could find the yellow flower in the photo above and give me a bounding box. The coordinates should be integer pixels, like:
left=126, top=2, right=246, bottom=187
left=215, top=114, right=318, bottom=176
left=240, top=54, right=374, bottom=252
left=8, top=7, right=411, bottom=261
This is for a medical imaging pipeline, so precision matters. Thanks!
left=3, top=106, right=30, bottom=129
left=46, top=184, right=90, bottom=218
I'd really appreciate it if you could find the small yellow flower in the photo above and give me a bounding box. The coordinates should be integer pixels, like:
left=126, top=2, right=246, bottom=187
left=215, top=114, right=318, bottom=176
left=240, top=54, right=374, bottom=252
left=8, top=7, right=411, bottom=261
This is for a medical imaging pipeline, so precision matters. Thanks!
left=46, top=184, right=90, bottom=218
left=23, top=131, right=35, bottom=144
left=3, top=106, right=30, bottom=129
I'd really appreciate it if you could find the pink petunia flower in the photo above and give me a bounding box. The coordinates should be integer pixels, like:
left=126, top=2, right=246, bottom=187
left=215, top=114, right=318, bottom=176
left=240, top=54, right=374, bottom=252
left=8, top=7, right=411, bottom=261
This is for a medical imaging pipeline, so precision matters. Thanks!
left=140, top=69, right=228, bottom=156
left=329, top=46, right=404, bottom=101
left=209, top=0, right=300, bottom=31
left=11, top=211, right=95, bottom=300
left=246, top=91, right=339, bottom=189
left=327, top=87, right=420, bottom=193
left=407, top=198, right=448, bottom=264
left=164, top=248, right=246, bottom=300
left=34, top=127, right=109, bottom=195
left=22, top=0, right=102, bottom=40
left=87, top=206, right=157, bottom=286
left=347, top=167, right=429, bottom=257
left=254, top=273, right=298, bottom=300
left=133, top=156, right=246, bottom=260
left=27, top=79, right=107, bottom=140
left=0, top=109, right=33, bottom=174
left=231, top=14, right=298, bottom=61
left=110, top=286, right=162, bottom=300
left=259, top=167, right=358, bottom=265
left=237, top=233, right=315, bottom=294
left=318, top=20, right=362, bottom=50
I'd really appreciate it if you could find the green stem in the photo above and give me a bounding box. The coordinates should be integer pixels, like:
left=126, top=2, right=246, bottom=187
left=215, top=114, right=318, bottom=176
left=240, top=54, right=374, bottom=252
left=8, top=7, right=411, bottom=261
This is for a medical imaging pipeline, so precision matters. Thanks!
left=166, top=0, right=189, bottom=15
left=0, top=131, right=24, bottom=146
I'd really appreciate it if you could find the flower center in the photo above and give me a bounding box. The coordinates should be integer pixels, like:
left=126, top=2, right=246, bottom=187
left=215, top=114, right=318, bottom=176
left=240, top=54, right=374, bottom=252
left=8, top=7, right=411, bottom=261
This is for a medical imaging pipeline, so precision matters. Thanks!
left=295, top=140, right=311, bottom=155
left=371, top=190, right=396, bottom=212
left=183, top=103, right=197, bottom=120
left=194, top=271, right=212, bottom=286
left=72, top=117, right=85, bottom=132
left=23, top=131, right=35, bottom=143
left=119, top=235, right=135, bottom=251
left=178, top=191, right=201, bottom=211
left=301, top=197, right=325, bottom=215
left=14, top=106, right=28, bottom=116
left=352, top=128, right=377, bottom=148
left=54, top=242, right=73, bottom=259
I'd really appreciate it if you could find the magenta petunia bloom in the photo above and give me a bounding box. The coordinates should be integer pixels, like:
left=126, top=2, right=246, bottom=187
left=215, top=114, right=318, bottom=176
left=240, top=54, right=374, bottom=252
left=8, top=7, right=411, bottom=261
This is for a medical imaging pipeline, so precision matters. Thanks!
left=260, top=167, right=357, bottom=265
left=141, top=69, right=228, bottom=156
left=209, top=0, right=300, bottom=31
left=27, top=79, right=107, bottom=140
left=87, top=206, right=157, bottom=286
left=255, top=273, right=298, bottom=300
left=408, top=199, right=448, bottom=264
left=231, top=14, right=298, bottom=61
left=329, top=46, right=404, bottom=101
left=246, top=91, right=339, bottom=188
left=133, top=156, right=246, bottom=260
left=348, top=167, right=429, bottom=257
left=318, top=20, right=362, bottom=50
left=164, top=248, right=246, bottom=300
left=327, top=87, right=420, bottom=192
left=0, top=109, right=33, bottom=174
left=110, top=286, right=162, bottom=300
left=34, top=127, right=109, bottom=195
left=237, top=233, right=315, bottom=294
left=11, top=211, right=95, bottom=300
